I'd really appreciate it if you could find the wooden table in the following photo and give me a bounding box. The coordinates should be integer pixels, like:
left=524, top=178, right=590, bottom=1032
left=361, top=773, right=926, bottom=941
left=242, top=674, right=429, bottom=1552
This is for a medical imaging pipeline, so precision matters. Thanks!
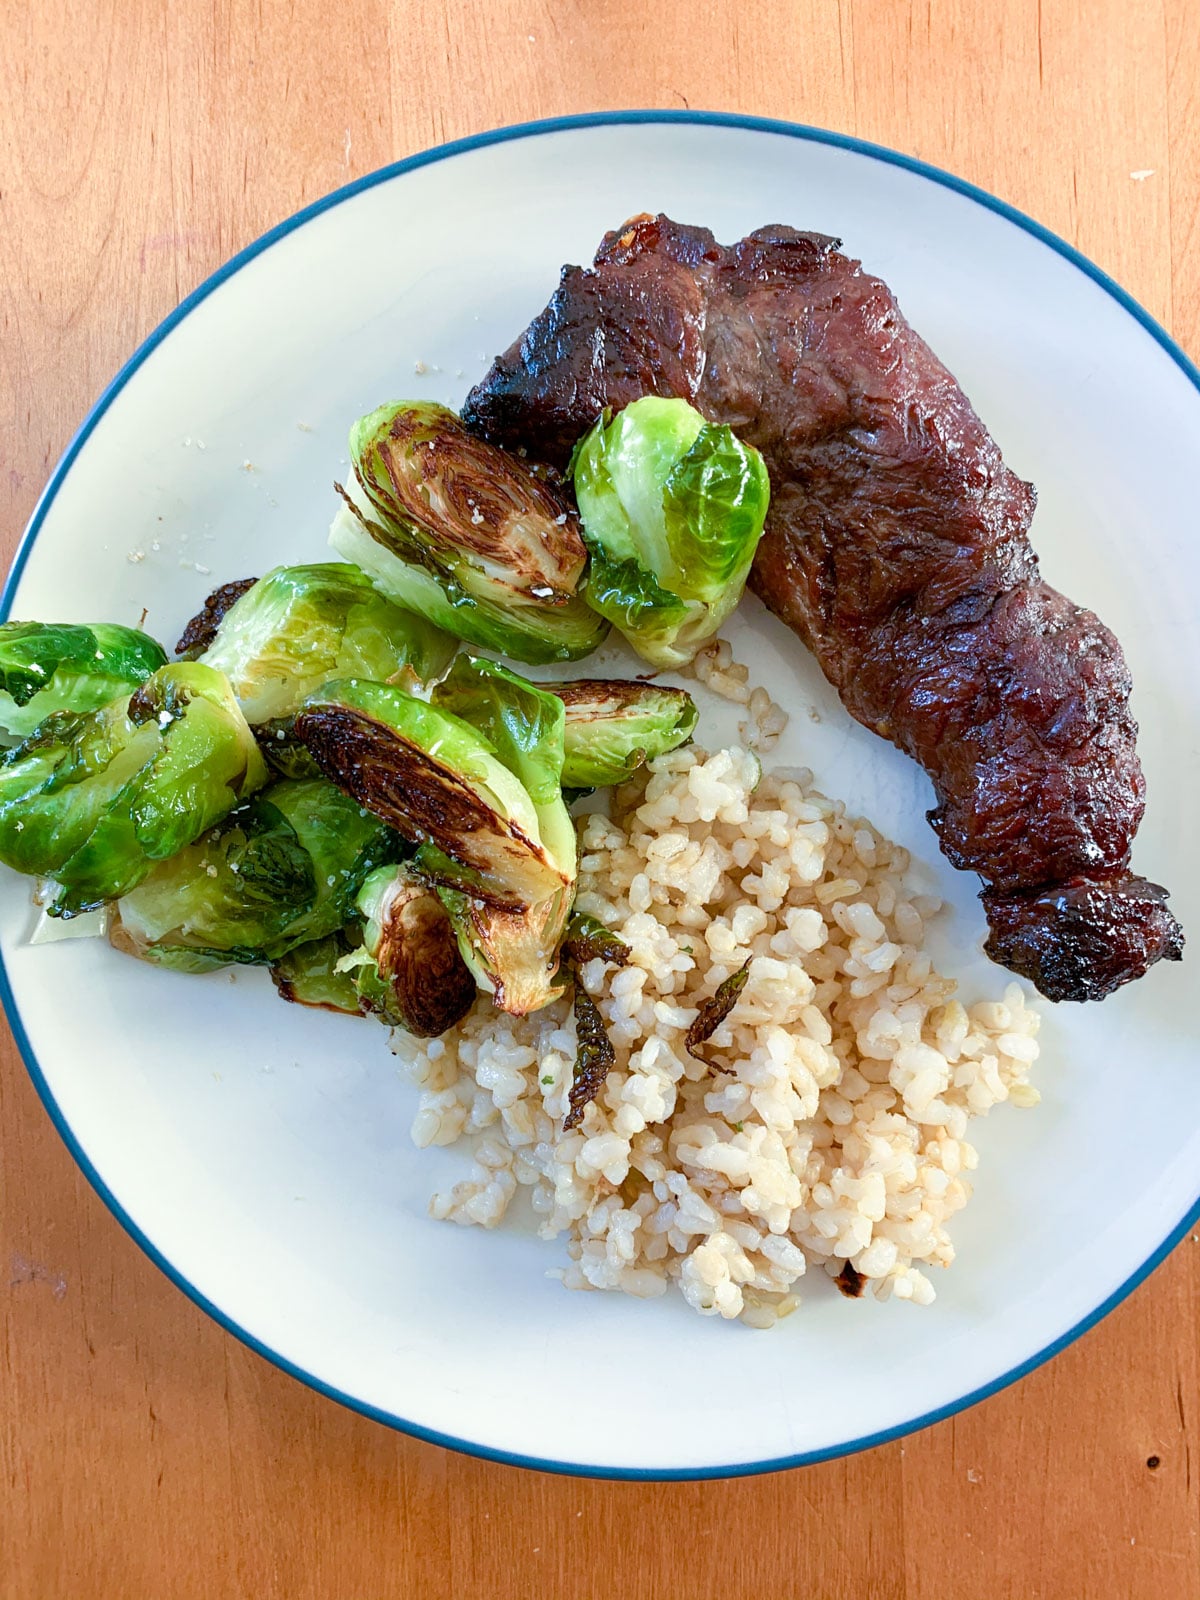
left=3, top=3, right=1198, bottom=1595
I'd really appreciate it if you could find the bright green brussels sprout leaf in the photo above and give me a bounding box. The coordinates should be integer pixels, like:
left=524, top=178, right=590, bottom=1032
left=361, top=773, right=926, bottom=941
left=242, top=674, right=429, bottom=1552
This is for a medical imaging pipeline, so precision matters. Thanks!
left=0, top=621, right=167, bottom=740
left=571, top=397, right=770, bottom=667
left=108, top=778, right=399, bottom=970
left=550, top=679, right=698, bottom=788
left=430, top=654, right=574, bottom=881
left=0, top=662, right=267, bottom=915
left=270, top=930, right=366, bottom=1014
left=293, top=676, right=574, bottom=1015
left=345, top=863, right=476, bottom=1036
left=198, top=562, right=456, bottom=723
left=330, top=401, right=609, bottom=664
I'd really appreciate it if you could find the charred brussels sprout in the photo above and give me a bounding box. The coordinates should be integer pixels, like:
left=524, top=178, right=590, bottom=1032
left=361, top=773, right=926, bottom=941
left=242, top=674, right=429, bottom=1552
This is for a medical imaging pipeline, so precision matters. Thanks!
left=329, top=401, right=609, bottom=664
left=0, top=662, right=267, bottom=914
left=295, top=666, right=574, bottom=1013
left=0, top=621, right=167, bottom=740
left=198, top=562, right=456, bottom=723
left=550, top=679, right=697, bottom=787
left=344, top=864, right=476, bottom=1037
left=571, top=397, right=770, bottom=666
left=108, top=779, right=399, bottom=971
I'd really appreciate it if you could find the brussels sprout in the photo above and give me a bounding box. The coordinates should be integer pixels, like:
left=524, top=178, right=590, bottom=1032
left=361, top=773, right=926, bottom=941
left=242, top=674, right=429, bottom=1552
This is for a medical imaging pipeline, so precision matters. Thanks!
left=108, top=777, right=398, bottom=970
left=256, top=717, right=323, bottom=780
left=345, top=864, right=476, bottom=1037
left=430, top=655, right=575, bottom=877
left=295, top=678, right=567, bottom=906
left=0, top=621, right=168, bottom=740
left=570, top=397, right=770, bottom=667
left=329, top=401, right=609, bottom=664
left=550, top=679, right=697, bottom=787
left=295, top=673, right=574, bottom=1013
left=0, top=663, right=267, bottom=915
left=198, top=562, right=456, bottom=723
left=270, top=931, right=365, bottom=1014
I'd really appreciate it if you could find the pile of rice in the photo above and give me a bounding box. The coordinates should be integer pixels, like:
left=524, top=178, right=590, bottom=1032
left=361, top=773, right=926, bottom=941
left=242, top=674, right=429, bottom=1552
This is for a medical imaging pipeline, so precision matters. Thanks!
left=394, top=743, right=1041, bottom=1327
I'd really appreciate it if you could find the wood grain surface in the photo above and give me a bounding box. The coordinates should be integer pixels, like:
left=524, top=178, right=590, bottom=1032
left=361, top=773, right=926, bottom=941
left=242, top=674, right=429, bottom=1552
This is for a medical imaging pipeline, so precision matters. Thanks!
left=2, top=3, right=1198, bottom=1595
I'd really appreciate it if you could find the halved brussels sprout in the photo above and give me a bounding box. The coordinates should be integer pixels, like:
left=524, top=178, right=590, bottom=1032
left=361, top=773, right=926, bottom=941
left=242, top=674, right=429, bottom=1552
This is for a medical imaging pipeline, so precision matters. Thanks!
left=344, top=863, right=476, bottom=1037
left=550, top=679, right=697, bottom=787
left=0, top=621, right=168, bottom=740
left=197, top=562, right=456, bottom=723
left=0, top=662, right=267, bottom=915
left=571, top=397, right=770, bottom=666
left=329, top=401, right=609, bottom=664
left=107, top=777, right=398, bottom=970
left=295, top=671, right=574, bottom=1013
left=295, top=678, right=566, bottom=906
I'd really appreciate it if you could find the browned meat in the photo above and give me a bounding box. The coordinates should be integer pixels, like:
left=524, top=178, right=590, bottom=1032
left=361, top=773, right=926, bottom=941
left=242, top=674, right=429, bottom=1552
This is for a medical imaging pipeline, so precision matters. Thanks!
left=464, top=214, right=1183, bottom=1001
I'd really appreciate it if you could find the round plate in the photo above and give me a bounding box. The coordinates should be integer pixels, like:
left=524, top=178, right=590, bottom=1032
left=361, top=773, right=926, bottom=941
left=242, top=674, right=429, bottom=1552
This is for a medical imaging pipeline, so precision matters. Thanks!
left=4, top=113, right=1198, bottom=1480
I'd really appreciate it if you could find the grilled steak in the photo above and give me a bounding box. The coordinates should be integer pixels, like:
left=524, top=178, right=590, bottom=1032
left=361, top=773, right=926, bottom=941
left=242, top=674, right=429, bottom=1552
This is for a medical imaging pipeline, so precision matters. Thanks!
left=464, top=213, right=1183, bottom=1000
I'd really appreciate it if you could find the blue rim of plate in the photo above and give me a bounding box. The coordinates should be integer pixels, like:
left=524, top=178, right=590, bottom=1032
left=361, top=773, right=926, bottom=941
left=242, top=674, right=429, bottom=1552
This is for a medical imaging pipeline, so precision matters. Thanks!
left=3, top=108, right=1199, bottom=1482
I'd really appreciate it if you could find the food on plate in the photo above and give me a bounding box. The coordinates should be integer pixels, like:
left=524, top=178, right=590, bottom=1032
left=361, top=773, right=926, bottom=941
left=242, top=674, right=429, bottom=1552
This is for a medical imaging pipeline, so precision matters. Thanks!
left=175, top=578, right=258, bottom=658
left=346, top=863, right=476, bottom=1037
left=0, top=661, right=266, bottom=914
left=401, top=743, right=1041, bottom=1322
left=295, top=666, right=575, bottom=1013
left=329, top=400, right=608, bottom=663
left=463, top=213, right=1183, bottom=1002
left=107, top=777, right=398, bottom=971
left=569, top=396, right=770, bottom=665
left=194, top=561, right=457, bottom=722
left=553, top=678, right=698, bottom=788
left=0, top=620, right=167, bottom=739
left=268, top=930, right=365, bottom=1014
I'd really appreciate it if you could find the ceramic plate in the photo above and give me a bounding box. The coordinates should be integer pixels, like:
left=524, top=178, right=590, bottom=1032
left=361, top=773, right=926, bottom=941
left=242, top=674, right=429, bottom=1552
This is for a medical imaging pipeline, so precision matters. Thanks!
left=4, top=113, right=1198, bottom=1479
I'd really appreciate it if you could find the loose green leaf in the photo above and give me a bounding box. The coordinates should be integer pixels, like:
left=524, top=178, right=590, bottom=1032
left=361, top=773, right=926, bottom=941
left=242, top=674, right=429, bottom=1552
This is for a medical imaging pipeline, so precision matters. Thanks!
left=270, top=930, right=366, bottom=1014
left=684, top=959, right=752, bottom=1065
left=564, top=979, right=617, bottom=1131
left=562, top=910, right=631, bottom=968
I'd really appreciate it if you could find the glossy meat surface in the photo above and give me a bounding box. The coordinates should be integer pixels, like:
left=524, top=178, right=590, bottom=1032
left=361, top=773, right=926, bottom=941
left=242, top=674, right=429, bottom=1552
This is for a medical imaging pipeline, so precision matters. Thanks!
left=464, top=215, right=1183, bottom=999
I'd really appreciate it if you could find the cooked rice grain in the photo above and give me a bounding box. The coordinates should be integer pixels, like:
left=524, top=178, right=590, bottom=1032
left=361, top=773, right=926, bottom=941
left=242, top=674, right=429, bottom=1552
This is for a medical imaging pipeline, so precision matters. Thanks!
left=394, top=745, right=1040, bottom=1326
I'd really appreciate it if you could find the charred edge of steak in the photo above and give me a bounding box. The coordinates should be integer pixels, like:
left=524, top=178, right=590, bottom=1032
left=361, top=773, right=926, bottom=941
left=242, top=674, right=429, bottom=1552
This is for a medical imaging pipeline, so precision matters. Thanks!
left=174, top=577, right=258, bottom=658
left=982, top=873, right=1184, bottom=1003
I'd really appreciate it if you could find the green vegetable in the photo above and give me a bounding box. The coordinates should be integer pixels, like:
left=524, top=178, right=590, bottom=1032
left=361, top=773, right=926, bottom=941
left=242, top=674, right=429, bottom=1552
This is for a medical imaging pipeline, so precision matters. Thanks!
left=562, top=910, right=631, bottom=968
left=430, top=655, right=574, bottom=877
left=0, top=662, right=267, bottom=914
left=571, top=397, right=770, bottom=666
left=198, top=562, right=456, bottom=723
left=563, top=979, right=616, bottom=1131
left=0, top=621, right=167, bottom=740
left=346, top=864, right=476, bottom=1037
left=550, top=679, right=698, bottom=787
left=295, top=673, right=574, bottom=1013
left=329, top=401, right=609, bottom=664
left=270, top=931, right=366, bottom=1014
left=108, top=778, right=399, bottom=970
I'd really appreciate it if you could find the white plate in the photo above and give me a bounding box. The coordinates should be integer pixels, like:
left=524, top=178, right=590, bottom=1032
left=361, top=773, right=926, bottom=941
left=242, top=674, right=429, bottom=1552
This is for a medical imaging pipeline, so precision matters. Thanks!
left=4, top=113, right=1198, bottom=1479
